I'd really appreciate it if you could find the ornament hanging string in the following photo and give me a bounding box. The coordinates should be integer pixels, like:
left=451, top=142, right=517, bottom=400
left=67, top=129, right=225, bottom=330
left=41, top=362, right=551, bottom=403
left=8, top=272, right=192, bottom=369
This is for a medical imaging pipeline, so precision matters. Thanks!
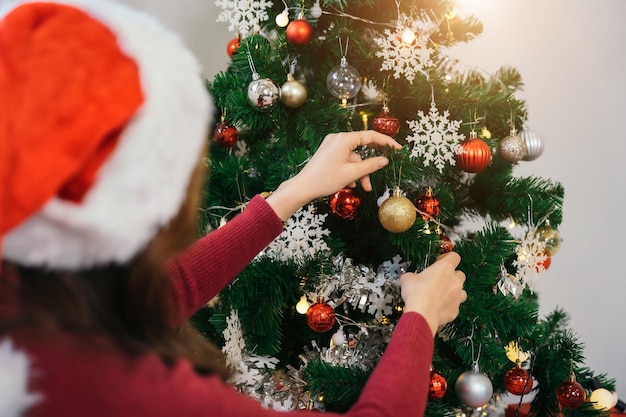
left=338, top=37, right=350, bottom=60
left=527, top=194, right=534, bottom=229
left=430, top=84, right=435, bottom=107
left=462, top=318, right=482, bottom=369
left=246, top=50, right=260, bottom=80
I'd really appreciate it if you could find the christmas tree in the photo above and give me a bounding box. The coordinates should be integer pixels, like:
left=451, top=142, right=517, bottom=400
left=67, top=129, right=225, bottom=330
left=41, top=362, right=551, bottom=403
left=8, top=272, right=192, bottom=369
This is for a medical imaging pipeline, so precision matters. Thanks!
left=195, top=0, right=618, bottom=415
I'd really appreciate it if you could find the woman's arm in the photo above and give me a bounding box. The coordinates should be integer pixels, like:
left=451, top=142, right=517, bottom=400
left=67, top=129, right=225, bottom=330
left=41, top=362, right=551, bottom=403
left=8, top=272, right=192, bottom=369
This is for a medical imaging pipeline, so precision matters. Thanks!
left=166, top=195, right=283, bottom=317
left=167, top=130, right=402, bottom=318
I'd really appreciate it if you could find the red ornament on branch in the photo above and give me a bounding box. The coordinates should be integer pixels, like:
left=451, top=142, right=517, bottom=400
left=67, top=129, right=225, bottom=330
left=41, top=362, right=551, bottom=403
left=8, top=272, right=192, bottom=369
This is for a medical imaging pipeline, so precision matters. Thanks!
left=439, top=234, right=453, bottom=254
left=286, top=13, right=313, bottom=46
left=212, top=122, right=239, bottom=148
left=556, top=374, right=586, bottom=409
left=372, top=104, right=400, bottom=137
left=504, top=362, right=533, bottom=395
left=414, top=187, right=440, bottom=220
left=456, top=131, right=492, bottom=173
left=429, top=369, right=448, bottom=400
left=306, top=301, right=336, bottom=333
left=330, top=188, right=361, bottom=220
left=226, top=36, right=240, bottom=57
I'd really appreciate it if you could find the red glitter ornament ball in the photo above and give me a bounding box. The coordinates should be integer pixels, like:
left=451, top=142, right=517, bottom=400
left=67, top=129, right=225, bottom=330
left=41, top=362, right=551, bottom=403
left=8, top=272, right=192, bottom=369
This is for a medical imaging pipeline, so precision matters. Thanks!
left=306, top=302, right=336, bottom=333
left=504, top=365, right=533, bottom=395
left=414, top=187, right=440, bottom=221
left=372, top=107, right=400, bottom=137
left=330, top=188, right=361, bottom=220
left=429, top=369, right=448, bottom=400
left=556, top=379, right=586, bottom=409
left=212, top=122, right=239, bottom=148
left=226, top=37, right=240, bottom=57
left=456, top=132, right=492, bottom=173
left=439, top=234, right=453, bottom=254
left=286, top=18, right=313, bottom=46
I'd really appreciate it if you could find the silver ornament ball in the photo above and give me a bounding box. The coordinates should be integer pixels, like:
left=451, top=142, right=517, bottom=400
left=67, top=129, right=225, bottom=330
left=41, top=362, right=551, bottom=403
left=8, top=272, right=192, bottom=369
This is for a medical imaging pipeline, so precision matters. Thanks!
left=455, top=368, right=494, bottom=409
left=498, top=131, right=527, bottom=163
left=248, top=76, right=280, bottom=110
left=520, top=127, right=545, bottom=161
left=280, top=74, right=307, bottom=108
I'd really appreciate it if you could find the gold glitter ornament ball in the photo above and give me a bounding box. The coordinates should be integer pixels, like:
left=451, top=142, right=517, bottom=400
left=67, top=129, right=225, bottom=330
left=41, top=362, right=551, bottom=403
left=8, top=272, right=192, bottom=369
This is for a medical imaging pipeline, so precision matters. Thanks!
left=378, top=188, right=417, bottom=233
left=537, top=223, right=561, bottom=256
left=498, top=129, right=527, bottom=163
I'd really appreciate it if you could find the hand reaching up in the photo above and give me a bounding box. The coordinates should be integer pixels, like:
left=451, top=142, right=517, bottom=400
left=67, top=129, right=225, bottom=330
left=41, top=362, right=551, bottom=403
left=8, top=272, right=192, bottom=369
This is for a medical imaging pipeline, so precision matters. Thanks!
left=265, top=130, right=402, bottom=222
left=400, top=252, right=467, bottom=336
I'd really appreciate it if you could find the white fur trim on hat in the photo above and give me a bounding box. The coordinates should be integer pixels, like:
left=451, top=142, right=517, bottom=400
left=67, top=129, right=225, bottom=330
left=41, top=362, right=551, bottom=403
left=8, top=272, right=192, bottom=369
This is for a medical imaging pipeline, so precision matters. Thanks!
left=0, top=339, right=40, bottom=417
left=2, top=0, right=211, bottom=269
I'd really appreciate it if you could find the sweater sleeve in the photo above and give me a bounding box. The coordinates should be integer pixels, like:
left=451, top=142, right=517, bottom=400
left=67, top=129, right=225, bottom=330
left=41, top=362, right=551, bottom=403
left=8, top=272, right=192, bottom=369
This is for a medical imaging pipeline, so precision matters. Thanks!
left=345, top=312, right=434, bottom=417
left=166, top=195, right=284, bottom=318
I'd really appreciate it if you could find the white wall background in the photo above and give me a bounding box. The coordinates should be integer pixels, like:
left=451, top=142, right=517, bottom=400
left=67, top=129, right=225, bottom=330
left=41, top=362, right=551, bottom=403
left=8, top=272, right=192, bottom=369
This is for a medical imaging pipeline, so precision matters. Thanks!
left=122, top=0, right=626, bottom=400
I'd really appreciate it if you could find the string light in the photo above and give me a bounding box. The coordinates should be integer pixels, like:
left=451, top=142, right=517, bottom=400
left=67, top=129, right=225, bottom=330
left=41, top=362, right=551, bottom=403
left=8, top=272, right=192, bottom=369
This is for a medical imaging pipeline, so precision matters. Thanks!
left=295, top=295, right=310, bottom=314
left=275, top=7, right=290, bottom=27
left=401, top=28, right=416, bottom=45
left=310, top=0, right=322, bottom=19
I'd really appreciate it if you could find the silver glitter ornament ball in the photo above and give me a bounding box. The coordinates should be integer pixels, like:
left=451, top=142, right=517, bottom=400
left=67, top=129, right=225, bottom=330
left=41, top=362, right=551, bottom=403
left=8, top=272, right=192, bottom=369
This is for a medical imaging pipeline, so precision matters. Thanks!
left=498, top=130, right=527, bottom=163
left=248, top=76, right=280, bottom=110
left=520, top=126, right=545, bottom=161
left=455, top=366, right=494, bottom=409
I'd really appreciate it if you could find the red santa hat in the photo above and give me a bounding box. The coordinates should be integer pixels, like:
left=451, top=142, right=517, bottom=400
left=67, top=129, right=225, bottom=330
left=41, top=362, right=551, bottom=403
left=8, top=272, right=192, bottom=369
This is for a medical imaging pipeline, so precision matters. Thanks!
left=0, top=0, right=211, bottom=270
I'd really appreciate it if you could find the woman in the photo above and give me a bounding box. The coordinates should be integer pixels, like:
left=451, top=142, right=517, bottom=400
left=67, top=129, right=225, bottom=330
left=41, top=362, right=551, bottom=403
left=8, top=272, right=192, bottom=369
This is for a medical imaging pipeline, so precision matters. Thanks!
left=0, top=1, right=467, bottom=416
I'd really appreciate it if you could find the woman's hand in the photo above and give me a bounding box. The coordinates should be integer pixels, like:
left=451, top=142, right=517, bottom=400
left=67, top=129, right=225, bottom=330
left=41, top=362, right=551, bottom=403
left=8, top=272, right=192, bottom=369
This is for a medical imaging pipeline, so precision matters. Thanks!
left=265, top=130, right=401, bottom=222
left=400, top=252, right=467, bottom=337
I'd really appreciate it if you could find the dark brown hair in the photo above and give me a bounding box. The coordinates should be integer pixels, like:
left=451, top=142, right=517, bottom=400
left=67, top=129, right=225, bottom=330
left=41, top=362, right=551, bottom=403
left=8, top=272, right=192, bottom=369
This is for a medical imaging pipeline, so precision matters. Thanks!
left=1, top=157, right=231, bottom=379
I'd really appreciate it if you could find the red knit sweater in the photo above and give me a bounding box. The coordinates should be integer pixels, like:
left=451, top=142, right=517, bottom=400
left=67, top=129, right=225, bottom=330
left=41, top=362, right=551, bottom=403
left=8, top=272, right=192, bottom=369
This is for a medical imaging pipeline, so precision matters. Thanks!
left=18, top=196, right=434, bottom=417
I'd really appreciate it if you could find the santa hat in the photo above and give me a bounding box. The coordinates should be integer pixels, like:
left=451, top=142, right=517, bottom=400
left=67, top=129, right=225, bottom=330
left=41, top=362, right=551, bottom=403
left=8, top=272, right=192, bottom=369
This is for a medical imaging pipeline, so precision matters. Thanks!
left=0, top=0, right=211, bottom=269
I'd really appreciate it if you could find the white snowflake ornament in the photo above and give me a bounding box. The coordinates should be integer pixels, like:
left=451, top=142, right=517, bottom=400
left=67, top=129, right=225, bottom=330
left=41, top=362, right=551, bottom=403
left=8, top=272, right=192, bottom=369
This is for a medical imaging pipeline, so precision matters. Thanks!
left=379, top=254, right=410, bottom=280
left=264, top=204, right=330, bottom=263
left=373, top=14, right=436, bottom=83
left=215, top=0, right=273, bottom=35
left=406, top=101, right=464, bottom=173
left=512, top=230, right=549, bottom=292
left=222, top=310, right=246, bottom=367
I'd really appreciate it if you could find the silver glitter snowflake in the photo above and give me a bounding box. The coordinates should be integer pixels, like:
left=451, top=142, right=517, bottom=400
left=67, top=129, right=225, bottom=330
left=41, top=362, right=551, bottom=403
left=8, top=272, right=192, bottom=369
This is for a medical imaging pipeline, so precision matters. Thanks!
left=406, top=102, right=464, bottom=172
left=264, top=204, right=330, bottom=263
left=512, top=230, right=549, bottom=292
left=215, top=0, right=273, bottom=34
left=373, top=15, right=436, bottom=83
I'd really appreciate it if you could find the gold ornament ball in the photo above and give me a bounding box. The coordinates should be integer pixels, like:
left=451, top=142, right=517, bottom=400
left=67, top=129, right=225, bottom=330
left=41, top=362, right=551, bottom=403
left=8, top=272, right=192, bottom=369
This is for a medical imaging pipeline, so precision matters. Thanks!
left=378, top=192, right=416, bottom=233
left=280, top=74, right=307, bottom=108
left=537, top=224, right=561, bottom=256
left=498, top=131, right=527, bottom=163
